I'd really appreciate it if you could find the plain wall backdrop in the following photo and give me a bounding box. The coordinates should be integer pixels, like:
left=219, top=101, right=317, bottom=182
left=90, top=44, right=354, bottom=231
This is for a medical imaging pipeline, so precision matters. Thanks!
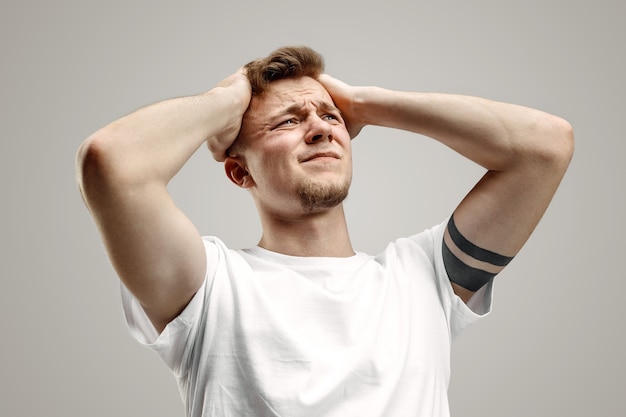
left=1, top=0, right=623, bottom=416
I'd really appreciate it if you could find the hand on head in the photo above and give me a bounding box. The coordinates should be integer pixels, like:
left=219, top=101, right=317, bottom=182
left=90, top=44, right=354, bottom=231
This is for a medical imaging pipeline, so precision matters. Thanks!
left=317, top=74, right=365, bottom=139
left=208, top=69, right=364, bottom=162
left=207, top=68, right=252, bottom=161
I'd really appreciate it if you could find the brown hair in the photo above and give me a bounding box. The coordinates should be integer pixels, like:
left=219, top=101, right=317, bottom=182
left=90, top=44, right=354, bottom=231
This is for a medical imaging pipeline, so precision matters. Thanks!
left=226, top=46, right=325, bottom=157
left=244, top=46, right=325, bottom=95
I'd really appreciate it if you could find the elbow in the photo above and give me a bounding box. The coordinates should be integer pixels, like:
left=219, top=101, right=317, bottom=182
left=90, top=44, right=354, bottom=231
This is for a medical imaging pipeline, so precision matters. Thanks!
left=525, top=114, right=574, bottom=174
left=76, top=132, right=107, bottom=182
left=547, top=116, right=575, bottom=171
left=76, top=134, right=103, bottom=196
left=75, top=130, right=124, bottom=204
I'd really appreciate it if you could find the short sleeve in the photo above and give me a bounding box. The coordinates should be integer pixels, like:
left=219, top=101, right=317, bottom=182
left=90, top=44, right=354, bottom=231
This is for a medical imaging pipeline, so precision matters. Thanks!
left=430, top=217, right=494, bottom=338
left=120, top=237, right=220, bottom=375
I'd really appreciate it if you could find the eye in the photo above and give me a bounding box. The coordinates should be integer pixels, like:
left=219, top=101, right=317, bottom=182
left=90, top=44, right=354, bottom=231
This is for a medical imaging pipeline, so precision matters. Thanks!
left=322, top=113, right=342, bottom=123
left=274, top=118, right=297, bottom=129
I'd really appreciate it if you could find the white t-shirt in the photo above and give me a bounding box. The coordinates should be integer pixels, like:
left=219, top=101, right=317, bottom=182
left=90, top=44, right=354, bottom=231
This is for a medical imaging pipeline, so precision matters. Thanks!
left=122, top=219, right=493, bottom=417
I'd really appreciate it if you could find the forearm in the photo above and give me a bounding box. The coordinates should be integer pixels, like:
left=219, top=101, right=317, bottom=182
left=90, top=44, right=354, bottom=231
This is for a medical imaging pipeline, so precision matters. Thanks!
left=354, top=87, right=573, bottom=171
left=77, top=86, right=245, bottom=192
left=75, top=74, right=251, bottom=330
left=322, top=75, right=573, bottom=301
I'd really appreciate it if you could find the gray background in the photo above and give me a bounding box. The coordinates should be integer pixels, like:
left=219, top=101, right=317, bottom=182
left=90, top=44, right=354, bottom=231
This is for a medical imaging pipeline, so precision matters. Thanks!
left=1, top=0, right=623, bottom=416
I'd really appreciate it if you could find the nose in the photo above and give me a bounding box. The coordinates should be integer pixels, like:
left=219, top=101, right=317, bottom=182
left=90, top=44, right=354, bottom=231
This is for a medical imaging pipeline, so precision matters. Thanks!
left=305, top=115, right=333, bottom=144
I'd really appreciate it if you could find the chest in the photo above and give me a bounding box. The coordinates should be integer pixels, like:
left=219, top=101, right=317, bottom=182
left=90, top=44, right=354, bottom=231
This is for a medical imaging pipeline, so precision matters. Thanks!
left=204, top=261, right=451, bottom=396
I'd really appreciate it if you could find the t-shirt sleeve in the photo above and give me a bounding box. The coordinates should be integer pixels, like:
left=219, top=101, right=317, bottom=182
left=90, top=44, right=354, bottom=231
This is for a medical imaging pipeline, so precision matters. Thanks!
left=120, top=236, right=220, bottom=376
left=415, top=218, right=494, bottom=339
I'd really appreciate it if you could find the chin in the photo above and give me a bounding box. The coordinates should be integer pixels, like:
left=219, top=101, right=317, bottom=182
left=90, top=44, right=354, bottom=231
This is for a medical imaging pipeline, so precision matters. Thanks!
left=297, top=178, right=351, bottom=212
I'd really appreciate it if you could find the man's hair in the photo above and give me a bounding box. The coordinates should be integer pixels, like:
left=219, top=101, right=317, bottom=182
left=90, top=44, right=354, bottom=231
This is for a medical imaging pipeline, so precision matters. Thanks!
left=244, top=46, right=325, bottom=95
left=227, top=46, right=325, bottom=158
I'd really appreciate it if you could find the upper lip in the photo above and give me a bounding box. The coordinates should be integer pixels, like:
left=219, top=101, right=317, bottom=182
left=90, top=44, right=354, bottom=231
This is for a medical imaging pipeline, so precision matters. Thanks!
left=300, top=151, right=341, bottom=162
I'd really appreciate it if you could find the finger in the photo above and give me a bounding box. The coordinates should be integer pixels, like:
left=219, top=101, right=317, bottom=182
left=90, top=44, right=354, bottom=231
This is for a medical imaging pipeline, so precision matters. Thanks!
left=318, top=74, right=349, bottom=90
left=217, top=69, right=249, bottom=89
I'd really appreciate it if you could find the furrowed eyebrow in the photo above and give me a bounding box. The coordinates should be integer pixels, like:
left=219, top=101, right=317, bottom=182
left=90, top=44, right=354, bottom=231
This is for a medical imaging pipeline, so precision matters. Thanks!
left=267, top=100, right=342, bottom=126
left=271, top=103, right=303, bottom=119
left=313, top=101, right=343, bottom=119
left=316, top=101, right=340, bottom=113
left=266, top=103, right=306, bottom=125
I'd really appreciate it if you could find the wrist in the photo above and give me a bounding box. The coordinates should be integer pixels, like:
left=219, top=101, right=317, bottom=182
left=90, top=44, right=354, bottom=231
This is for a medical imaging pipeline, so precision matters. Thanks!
left=351, top=86, right=384, bottom=127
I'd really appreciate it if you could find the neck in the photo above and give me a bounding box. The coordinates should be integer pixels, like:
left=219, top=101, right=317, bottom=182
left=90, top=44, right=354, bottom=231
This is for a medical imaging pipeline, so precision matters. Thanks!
left=257, top=204, right=354, bottom=257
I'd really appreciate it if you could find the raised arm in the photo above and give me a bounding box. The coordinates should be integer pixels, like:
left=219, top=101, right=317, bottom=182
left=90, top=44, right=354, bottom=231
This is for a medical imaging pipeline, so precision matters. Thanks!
left=76, top=71, right=251, bottom=332
left=320, top=75, right=574, bottom=302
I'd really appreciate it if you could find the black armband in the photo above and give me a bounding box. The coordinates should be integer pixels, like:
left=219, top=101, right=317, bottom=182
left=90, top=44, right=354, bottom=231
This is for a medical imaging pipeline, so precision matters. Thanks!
left=442, top=215, right=514, bottom=292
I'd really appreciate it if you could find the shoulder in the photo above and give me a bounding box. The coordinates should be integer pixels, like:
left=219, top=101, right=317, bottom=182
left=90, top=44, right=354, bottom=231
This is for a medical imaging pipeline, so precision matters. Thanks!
left=379, top=219, right=448, bottom=263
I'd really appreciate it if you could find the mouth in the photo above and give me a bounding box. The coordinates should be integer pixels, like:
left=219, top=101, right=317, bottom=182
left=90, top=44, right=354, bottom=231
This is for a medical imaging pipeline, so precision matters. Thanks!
left=300, top=152, right=341, bottom=163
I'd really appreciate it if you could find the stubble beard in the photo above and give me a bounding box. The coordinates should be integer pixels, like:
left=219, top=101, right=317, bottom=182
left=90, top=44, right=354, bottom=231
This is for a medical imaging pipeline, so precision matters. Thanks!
left=297, top=177, right=351, bottom=213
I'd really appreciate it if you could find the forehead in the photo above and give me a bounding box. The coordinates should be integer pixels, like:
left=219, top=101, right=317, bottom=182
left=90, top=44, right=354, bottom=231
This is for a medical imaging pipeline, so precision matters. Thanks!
left=248, top=76, right=335, bottom=117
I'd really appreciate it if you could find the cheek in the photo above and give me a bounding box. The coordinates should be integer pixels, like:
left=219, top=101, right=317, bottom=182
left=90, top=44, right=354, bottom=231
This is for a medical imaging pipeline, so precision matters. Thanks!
left=251, top=137, right=297, bottom=166
left=248, top=149, right=294, bottom=185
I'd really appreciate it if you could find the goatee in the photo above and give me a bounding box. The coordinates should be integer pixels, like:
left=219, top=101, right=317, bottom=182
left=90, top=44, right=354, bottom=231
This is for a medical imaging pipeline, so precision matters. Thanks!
left=297, top=179, right=350, bottom=212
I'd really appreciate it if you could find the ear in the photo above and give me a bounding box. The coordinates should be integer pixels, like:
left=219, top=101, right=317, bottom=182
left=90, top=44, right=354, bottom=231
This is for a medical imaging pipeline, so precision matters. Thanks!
left=224, top=156, right=254, bottom=188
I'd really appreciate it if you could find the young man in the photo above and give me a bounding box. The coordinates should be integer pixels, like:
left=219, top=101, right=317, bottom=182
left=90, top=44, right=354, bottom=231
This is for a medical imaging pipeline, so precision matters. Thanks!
left=76, top=46, right=573, bottom=416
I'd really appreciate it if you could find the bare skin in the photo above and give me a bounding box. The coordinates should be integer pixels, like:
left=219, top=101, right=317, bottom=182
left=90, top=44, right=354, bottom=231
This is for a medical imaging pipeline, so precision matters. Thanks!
left=76, top=69, right=573, bottom=332
left=318, top=75, right=574, bottom=301
left=76, top=70, right=252, bottom=332
left=225, top=77, right=354, bottom=258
